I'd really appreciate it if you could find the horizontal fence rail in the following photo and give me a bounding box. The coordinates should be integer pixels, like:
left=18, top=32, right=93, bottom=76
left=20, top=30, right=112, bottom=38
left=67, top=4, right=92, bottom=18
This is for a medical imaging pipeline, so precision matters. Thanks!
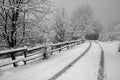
left=0, top=39, right=85, bottom=68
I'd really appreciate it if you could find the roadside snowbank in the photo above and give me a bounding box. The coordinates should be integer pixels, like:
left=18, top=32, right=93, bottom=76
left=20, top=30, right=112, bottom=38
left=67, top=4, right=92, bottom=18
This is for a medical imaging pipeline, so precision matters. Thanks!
left=99, top=41, right=120, bottom=80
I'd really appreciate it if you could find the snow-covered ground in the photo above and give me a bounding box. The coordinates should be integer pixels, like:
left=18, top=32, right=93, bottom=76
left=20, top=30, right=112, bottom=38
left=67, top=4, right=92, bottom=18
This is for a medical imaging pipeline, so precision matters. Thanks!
left=99, top=41, right=120, bottom=80
left=0, top=42, right=89, bottom=80
left=0, top=41, right=120, bottom=80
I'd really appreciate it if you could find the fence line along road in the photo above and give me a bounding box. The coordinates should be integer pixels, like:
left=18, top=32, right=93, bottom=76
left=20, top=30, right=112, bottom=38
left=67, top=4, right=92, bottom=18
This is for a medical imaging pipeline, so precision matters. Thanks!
left=48, top=41, right=91, bottom=80
left=0, top=39, right=85, bottom=68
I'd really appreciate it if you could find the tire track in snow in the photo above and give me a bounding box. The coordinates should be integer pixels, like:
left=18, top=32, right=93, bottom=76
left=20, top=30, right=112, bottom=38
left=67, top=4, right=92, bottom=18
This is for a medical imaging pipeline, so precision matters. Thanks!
left=48, top=41, right=91, bottom=80
left=95, top=41, right=107, bottom=80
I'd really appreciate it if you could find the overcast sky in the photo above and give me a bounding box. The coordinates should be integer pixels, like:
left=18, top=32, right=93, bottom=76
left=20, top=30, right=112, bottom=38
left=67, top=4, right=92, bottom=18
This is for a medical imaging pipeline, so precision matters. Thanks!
left=52, top=0, right=120, bottom=27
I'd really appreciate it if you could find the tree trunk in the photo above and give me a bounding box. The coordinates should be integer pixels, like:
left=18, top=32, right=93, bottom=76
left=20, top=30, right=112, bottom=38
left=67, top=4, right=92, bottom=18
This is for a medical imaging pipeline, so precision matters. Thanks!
left=9, top=10, right=19, bottom=67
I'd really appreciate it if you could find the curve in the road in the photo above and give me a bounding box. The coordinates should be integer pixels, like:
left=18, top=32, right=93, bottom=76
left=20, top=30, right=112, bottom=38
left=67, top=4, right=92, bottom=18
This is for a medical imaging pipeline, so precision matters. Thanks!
left=48, top=41, right=92, bottom=80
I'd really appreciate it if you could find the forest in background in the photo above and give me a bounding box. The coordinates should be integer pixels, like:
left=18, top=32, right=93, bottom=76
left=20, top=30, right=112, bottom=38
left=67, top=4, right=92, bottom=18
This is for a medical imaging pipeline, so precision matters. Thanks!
left=0, top=0, right=119, bottom=51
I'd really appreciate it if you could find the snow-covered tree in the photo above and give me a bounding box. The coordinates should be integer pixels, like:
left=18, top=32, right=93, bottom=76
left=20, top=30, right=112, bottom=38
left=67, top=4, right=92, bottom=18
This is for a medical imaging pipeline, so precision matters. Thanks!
left=71, top=4, right=103, bottom=40
left=52, top=8, right=69, bottom=43
left=0, top=0, right=53, bottom=48
left=104, top=21, right=120, bottom=41
left=71, top=4, right=93, bottom=39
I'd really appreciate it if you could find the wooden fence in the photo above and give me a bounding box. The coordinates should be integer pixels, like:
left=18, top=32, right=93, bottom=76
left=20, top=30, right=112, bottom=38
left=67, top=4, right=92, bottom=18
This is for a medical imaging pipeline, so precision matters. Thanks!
left=0, top=39, right=85, bottom=68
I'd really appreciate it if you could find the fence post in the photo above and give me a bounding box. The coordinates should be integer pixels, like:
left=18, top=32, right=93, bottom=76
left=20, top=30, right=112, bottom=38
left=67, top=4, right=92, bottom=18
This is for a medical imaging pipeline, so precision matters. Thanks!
left=43, top=46, right=47, bottom=60
left=48, top=44, right=52, bottom=56
left=74, top=42, right=76, bottom=46
left=67, top=42, right=69, bottom=49
left=118, top=44, right=120, bottom=52
left=23, top=46, right=27, bottom=65
left=58, top=44, right=62, bottom=52
left=50, top=45, right=53, bottom=55
left=11, top=52, right=18, bottom=67
left=43, top=43, right=50, bottom=60
left=59, top=48, right=61, bottom=52
left=77, top=41, right=80, bottom=45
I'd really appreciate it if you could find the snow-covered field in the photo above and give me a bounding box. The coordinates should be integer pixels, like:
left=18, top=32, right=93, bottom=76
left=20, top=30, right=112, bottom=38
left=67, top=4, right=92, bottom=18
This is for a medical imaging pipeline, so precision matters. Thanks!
left=0, top=41, right=120, bottom=80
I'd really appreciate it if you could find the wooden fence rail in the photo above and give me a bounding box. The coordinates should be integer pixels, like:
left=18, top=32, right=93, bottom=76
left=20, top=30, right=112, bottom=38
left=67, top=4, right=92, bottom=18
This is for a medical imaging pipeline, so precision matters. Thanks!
left=0, top=39, right=85, bottom=68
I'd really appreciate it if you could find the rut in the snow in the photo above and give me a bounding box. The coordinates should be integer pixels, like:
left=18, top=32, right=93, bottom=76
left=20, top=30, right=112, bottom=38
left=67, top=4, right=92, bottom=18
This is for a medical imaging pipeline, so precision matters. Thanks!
left=97, top=51, right=105, bottom=80
left=96, top=41, right=107, bottom=80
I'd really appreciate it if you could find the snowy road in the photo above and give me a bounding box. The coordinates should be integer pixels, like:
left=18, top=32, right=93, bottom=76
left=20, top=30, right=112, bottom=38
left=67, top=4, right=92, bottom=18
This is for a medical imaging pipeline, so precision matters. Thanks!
left=55, top=41, right=101, bottom=80
left=0, top=41, right=120, bottom=80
